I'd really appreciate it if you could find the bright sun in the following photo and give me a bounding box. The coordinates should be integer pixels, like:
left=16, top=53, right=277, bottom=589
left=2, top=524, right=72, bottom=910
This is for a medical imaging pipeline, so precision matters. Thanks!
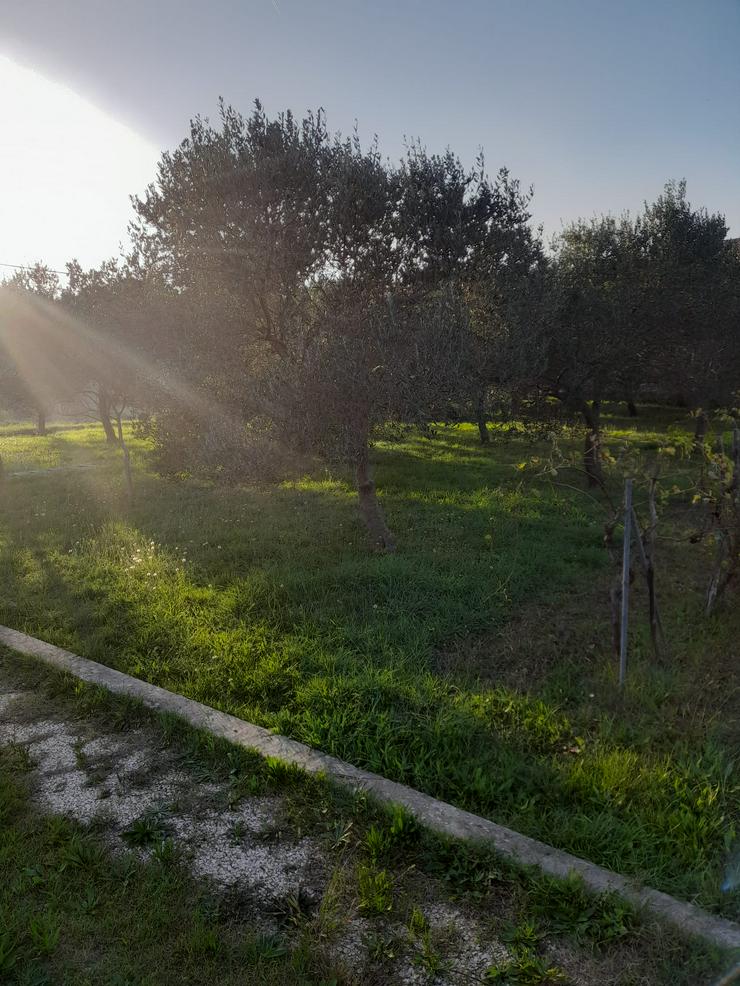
left=0, top=55, right=158, bottom=275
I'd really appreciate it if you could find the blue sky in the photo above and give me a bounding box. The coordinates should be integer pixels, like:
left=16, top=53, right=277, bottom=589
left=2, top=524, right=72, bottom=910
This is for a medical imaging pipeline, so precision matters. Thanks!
left=1, top=0, right=739, bottom=270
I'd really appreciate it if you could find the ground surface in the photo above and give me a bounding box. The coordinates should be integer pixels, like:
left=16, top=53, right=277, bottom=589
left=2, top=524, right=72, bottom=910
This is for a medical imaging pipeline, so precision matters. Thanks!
left=0, top=411, right=737, bottom=919
left=0, top=652, right=732, bottom=985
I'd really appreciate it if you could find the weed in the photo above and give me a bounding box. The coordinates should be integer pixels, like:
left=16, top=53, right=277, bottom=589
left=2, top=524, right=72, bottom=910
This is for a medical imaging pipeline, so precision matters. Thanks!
left=327, top=818, right=354, bottom=850
left=77, top=884, right=100, bottom=915
left=485, top=951, right=568, bottom=983
left=501, top=920, right=545, bottom=951
left=28, top=912, right=61, bottom=956
left=388, top=805, right=419, bottom=844
left=227, top=819, right=247, bottom=843
left=420, top=836, right=504, bottom=899
left=72, top=738, right=87, bottom=769
left=526, top=873, right=636, bottom=945
left=357, top=864, right=394, bottom=915
left=1, top=742, right=34, bottom=773
left=411, top=930, right=448, bottom=976
left=15, top=966, right=53, bottom=986
left=407, top=905, right=429, bottom=938
left=151, top=838, right=178, bottom=865
left=264, top=757, right=305, bottom=787
left=364, top=823, right=391, bottom=862
left=20, top=865, right=44, bottom=888
left=242, top=933, right=289, bottom=962
left=270, top=888, right=315, bottom=929
left=363, top=930, right=400, bottom=963
left=121, top=808, right=172, bottom=848
left=59, top=832, right=106, bottom=872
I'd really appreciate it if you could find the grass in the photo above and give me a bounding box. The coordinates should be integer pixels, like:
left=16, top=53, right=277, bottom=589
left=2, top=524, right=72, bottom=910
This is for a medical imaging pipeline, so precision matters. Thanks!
left=0, top=409, right=737, bottom=917
left=1, top=653, right=732, bottom=985
left=0, top=745, right=346, bottom=985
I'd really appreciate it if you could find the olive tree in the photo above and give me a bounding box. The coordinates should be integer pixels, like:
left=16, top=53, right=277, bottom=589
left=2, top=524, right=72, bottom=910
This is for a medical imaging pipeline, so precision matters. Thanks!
left=62, top=258, right=173, bottom=443
left=0, top=264, right=83, bottom=435
left=130, top=103, right=491, bottom=549
left=634, top=181, right=739, bottom=445
left=541, top=214, right=643, bottom=485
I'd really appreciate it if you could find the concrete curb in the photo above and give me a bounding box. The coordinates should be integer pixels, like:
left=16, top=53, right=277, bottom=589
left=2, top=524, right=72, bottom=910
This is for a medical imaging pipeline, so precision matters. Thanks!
left=1, top=624, right=738, bottom=952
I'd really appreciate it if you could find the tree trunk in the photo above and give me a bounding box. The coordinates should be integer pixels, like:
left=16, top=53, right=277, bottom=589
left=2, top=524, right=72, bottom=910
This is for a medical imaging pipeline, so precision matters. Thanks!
left=476, top=389, right=490, bottom=445
left=631, top=487, right=664, bottom=661
left=99, top=390, right=117, bottom=443
left=116, top=414, right=134, bottom=503
left=627, top=401, right=638, bottom=417
left=356, top=446, right=396, bottom=552
left=693, top=410, right=709, bottom=453
left=36, top=408, right=47, bottom=436
left=582, top=400, right=603, bottom=488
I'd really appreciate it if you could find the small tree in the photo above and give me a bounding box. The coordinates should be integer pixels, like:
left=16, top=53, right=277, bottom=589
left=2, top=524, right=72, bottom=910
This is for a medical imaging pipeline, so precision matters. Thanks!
left=635, top=181, right=738, bottom=445
left=542, top=214, right=643, bottom=485
left=63, top=259, right=169, bottom=443
left=0, top=264, right=83, bottom=434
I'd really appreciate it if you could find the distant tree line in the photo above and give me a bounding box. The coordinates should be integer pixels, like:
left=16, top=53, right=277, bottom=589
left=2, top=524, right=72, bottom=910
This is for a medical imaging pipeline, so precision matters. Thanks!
left=1, top=102, right=738, bottom=547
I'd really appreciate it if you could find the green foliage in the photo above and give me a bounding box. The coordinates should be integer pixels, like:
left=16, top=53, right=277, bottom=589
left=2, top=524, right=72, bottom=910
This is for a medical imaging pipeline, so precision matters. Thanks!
left=527, top=873, right=635, bottom=945
left=420, top=836, right=504, bottom=900
left=362, top=930, right=400, bottom=963
left=363, top=824, right=391, bottom=863
left=410, top=930, right=447, bottom=976
left=242, top=933, right=289, bottom=963
left=404, top=906, right=449, bottom=977
left=501, top=921, right=545, bottom=951
left=357, top=864, right=394, bottom=915
left=58, top=832, right=106, bottom=872
left=485, top=951, right=568, bottom=984
left=407, top=906, right=429, bottom=937
left=121, top=809, right=172, bottom=849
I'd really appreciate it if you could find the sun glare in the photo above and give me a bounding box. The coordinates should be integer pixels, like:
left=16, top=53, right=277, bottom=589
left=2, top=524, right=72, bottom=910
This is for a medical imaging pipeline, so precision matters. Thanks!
left=0, top=55, right=158, bottom=274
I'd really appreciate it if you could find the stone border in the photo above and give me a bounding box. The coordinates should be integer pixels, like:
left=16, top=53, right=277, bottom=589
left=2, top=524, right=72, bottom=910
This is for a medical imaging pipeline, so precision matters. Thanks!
left=1, top=624, right=738, bottom=952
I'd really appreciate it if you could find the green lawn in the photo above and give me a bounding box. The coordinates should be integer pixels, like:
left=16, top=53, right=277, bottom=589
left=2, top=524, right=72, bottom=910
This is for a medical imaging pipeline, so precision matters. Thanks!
left=0, top=412, right=737, bottom=917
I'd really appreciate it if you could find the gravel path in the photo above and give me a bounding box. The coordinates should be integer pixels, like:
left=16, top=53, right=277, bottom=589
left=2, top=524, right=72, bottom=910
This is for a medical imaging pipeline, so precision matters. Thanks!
left=0, top=671, right=524, bottom=985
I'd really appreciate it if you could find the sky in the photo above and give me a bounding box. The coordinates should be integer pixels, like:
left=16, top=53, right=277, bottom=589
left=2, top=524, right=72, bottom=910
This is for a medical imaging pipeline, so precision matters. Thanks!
left=1, top=0, right=739, bottom=274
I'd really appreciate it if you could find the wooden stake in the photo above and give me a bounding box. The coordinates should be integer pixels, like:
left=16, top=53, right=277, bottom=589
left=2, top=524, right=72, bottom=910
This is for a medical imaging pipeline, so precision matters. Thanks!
left=619, top=479, right=633, bottom=688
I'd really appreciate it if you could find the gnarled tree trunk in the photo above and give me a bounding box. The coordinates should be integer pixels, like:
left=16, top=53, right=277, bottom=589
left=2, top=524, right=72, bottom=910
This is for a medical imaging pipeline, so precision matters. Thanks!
left=98, top=389, right=117, bottom=443
left=582, top=400, right=603, bottom=488
left=356, top=445, right=396, bottom=552
left=36, top=408, right=47, bottom=436
left=116, top=413, right=134, bottom=503
left=476, top=388, right=490, bottom=445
